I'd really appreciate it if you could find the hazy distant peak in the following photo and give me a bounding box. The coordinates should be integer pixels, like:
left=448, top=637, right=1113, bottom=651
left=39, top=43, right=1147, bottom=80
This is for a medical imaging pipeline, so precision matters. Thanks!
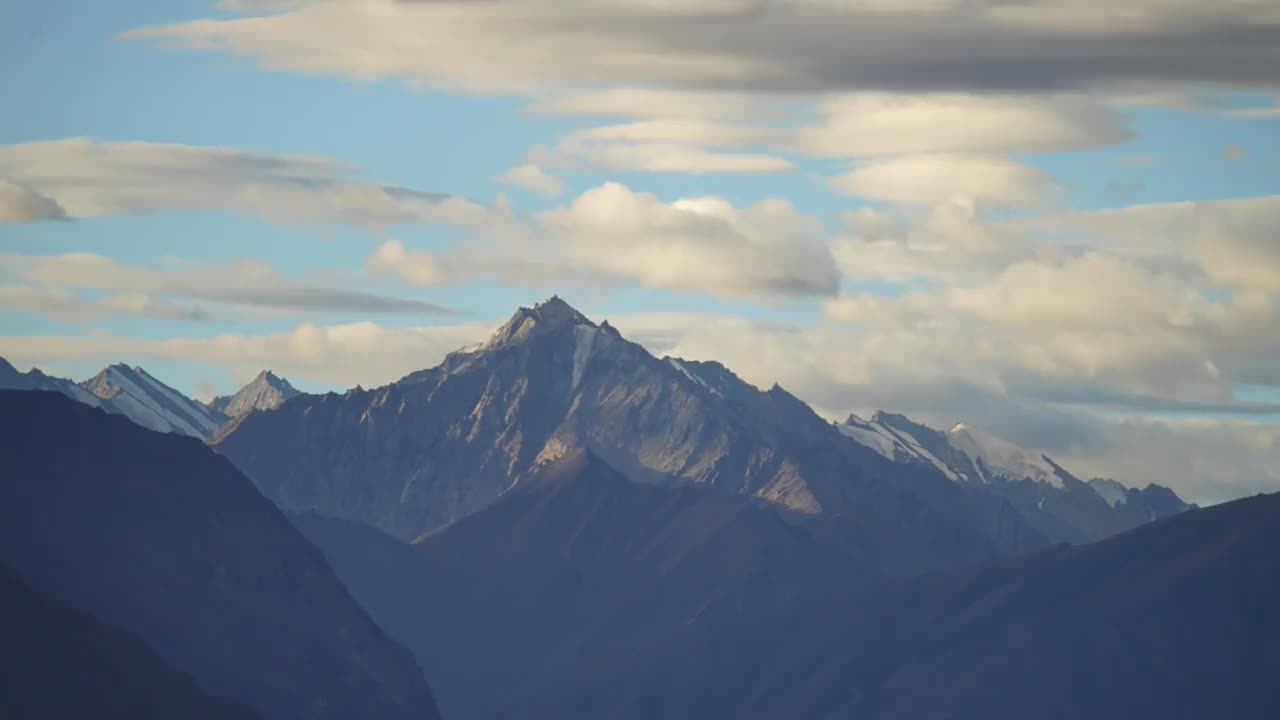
left=208, top=369, right=300, bottom=419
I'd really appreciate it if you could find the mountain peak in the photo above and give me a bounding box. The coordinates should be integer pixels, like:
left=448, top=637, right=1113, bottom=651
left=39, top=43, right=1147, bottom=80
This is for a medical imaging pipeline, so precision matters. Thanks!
left=249, top=369, right=294, bottom=390
left=481, top=296, right=596, bottom=351
left=530, top=295, right=593, bottom=327
left=209, top=370, right=300, bottom=419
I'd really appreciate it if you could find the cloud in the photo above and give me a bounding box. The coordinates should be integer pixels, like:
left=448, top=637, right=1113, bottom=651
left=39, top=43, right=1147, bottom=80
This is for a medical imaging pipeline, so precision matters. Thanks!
left=1224, top=101, right=1280, bottom=118
left=527, top=137, right=795, bottom=174
left=0, top=253, right=458, bottom=319
left=0, top=138, right=453, bottom=228
left=366, top=240, right=453, bottom=287
left=832, top=198, right=1037, bottom=283
left=496, top=164, right=564, bottom=197
left=0, top=285, right=215, bottom=323
left=1011, top=195, right=1280, bottom=293
left=790, top=93, right=1130, bottom=158
left=528, top=88, right=778, bottom=120
left=122, top=0, right=1280, bottom=95
left=829, top=154, right=1060, bottom=207
left=523, top=92, right=1126, bottom=178
left=0, top=179, right=68, bottom=222
left=0, top=320, right=499, bottom=390
left=821, top=252, right=1280, bottom=407
left=370, top=181, right=840, bottom=300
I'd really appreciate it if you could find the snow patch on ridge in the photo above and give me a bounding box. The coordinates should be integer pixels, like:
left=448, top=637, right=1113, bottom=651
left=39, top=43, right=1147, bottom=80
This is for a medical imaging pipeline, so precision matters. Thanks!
left=102, top=368, right=204, bottom=437
left=948, top=422, right=1063, bottom=488
left=135, top=366, right=221, bottom=434
left=837, top=420, right=898, bottom=460
left=839, top=415, right=960, bottom=481
left=571, top=325, right=598, bottom=392
left=880, top=422, right=961, bottom=481
left=1090, top=478, right=1129, bottom=508
left=667, top=358, right=723, bottom=398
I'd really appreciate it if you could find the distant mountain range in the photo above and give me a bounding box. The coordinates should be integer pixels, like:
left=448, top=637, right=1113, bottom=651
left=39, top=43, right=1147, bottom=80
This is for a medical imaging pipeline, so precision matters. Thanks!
left=0, top=357, right=299, bottom=440
left=4, top=296, right=1253, bottom=720
left=2, top=297, right=1192, bottom=559
left=840, top=411, right=1193, bottom=544
left=210, top=297, right=1189, bottom=561
left=0, top=390, right=441, bottom=720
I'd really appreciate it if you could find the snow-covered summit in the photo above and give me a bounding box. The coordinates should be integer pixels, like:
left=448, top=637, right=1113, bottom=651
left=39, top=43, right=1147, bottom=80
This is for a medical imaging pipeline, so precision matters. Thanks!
left=946, top=422, right=1064, bottom=488
left=840, top=413, right=1084, bottom=492
left=837, top=410, right=1194, bottom=543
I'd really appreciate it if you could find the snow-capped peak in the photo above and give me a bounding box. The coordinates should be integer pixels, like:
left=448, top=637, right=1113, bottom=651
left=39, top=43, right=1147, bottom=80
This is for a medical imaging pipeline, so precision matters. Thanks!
left=838, top=413, right=961, bottom=481
left=946, top=422, right=1064, bottom=488
left=80, top=364, right=226, bottom=439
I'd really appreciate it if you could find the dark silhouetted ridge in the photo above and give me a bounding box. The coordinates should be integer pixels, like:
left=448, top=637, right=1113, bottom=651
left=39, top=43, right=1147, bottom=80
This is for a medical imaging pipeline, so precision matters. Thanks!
left=0, top=389, right=442, bottom=720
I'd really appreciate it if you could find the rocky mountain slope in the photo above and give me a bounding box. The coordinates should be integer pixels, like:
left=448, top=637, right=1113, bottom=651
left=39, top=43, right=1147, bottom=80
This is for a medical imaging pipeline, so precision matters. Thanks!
left=1, top=357, right=302, bottom=440
left=516, top=491, right=1280, bottom=720
left=207, top=370, right=300, bottom=418
left=294, top=449, right=864, bottom=719
left=0, top=355, right=100, bottom=404
left=0, top=390, right=442, bottom=720
left=0, top=561, right=259, bottom=720
left=840, top=411, right=1193, bottom=543
left=216, top=297, right=1039, bottom=576
left=80, top=363, right=229, bottom=438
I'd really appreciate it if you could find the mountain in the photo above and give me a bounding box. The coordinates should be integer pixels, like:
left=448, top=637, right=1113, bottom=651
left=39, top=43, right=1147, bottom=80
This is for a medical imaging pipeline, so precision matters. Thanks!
left=1, top=357, right=301, bottom=440
left=294, top=449, right=864, bottom=719
left=215, top=296, right=1038, bottom=576
left=0, top=561, right=258, bottom=720
left=840, top=411, right=1193, bottom=543
left=0, top=390, right=442, bottom=720
left=80, top=363, right=229, bottom=438
left=517, top=491, right=1280, bottom=720
left=207, top=370, right=300, bottom=418
left=0, top=355, right=100, bottom=405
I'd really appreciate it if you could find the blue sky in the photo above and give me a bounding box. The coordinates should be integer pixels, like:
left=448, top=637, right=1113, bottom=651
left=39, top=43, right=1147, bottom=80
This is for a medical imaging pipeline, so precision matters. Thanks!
left=1, top=0, right=1278, bottom=500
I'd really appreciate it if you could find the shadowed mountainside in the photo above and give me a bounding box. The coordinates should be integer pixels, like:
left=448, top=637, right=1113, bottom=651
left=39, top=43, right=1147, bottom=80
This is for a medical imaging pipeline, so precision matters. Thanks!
left=0, top=561, right=259, bottom=720
left=294, top=449, right=864, bottom=719
left=0, top=390, right=442, bottom=720
left=512, top=491, right=1280, bottom=720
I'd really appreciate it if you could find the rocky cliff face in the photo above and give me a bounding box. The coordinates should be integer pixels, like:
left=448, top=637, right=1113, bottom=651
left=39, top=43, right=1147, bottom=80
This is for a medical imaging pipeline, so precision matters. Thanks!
left=216, top=297, right=1033, bottom=575
left=0, top=390, right=442, bottom=720
left=207, top=370, right=300, bottom=419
